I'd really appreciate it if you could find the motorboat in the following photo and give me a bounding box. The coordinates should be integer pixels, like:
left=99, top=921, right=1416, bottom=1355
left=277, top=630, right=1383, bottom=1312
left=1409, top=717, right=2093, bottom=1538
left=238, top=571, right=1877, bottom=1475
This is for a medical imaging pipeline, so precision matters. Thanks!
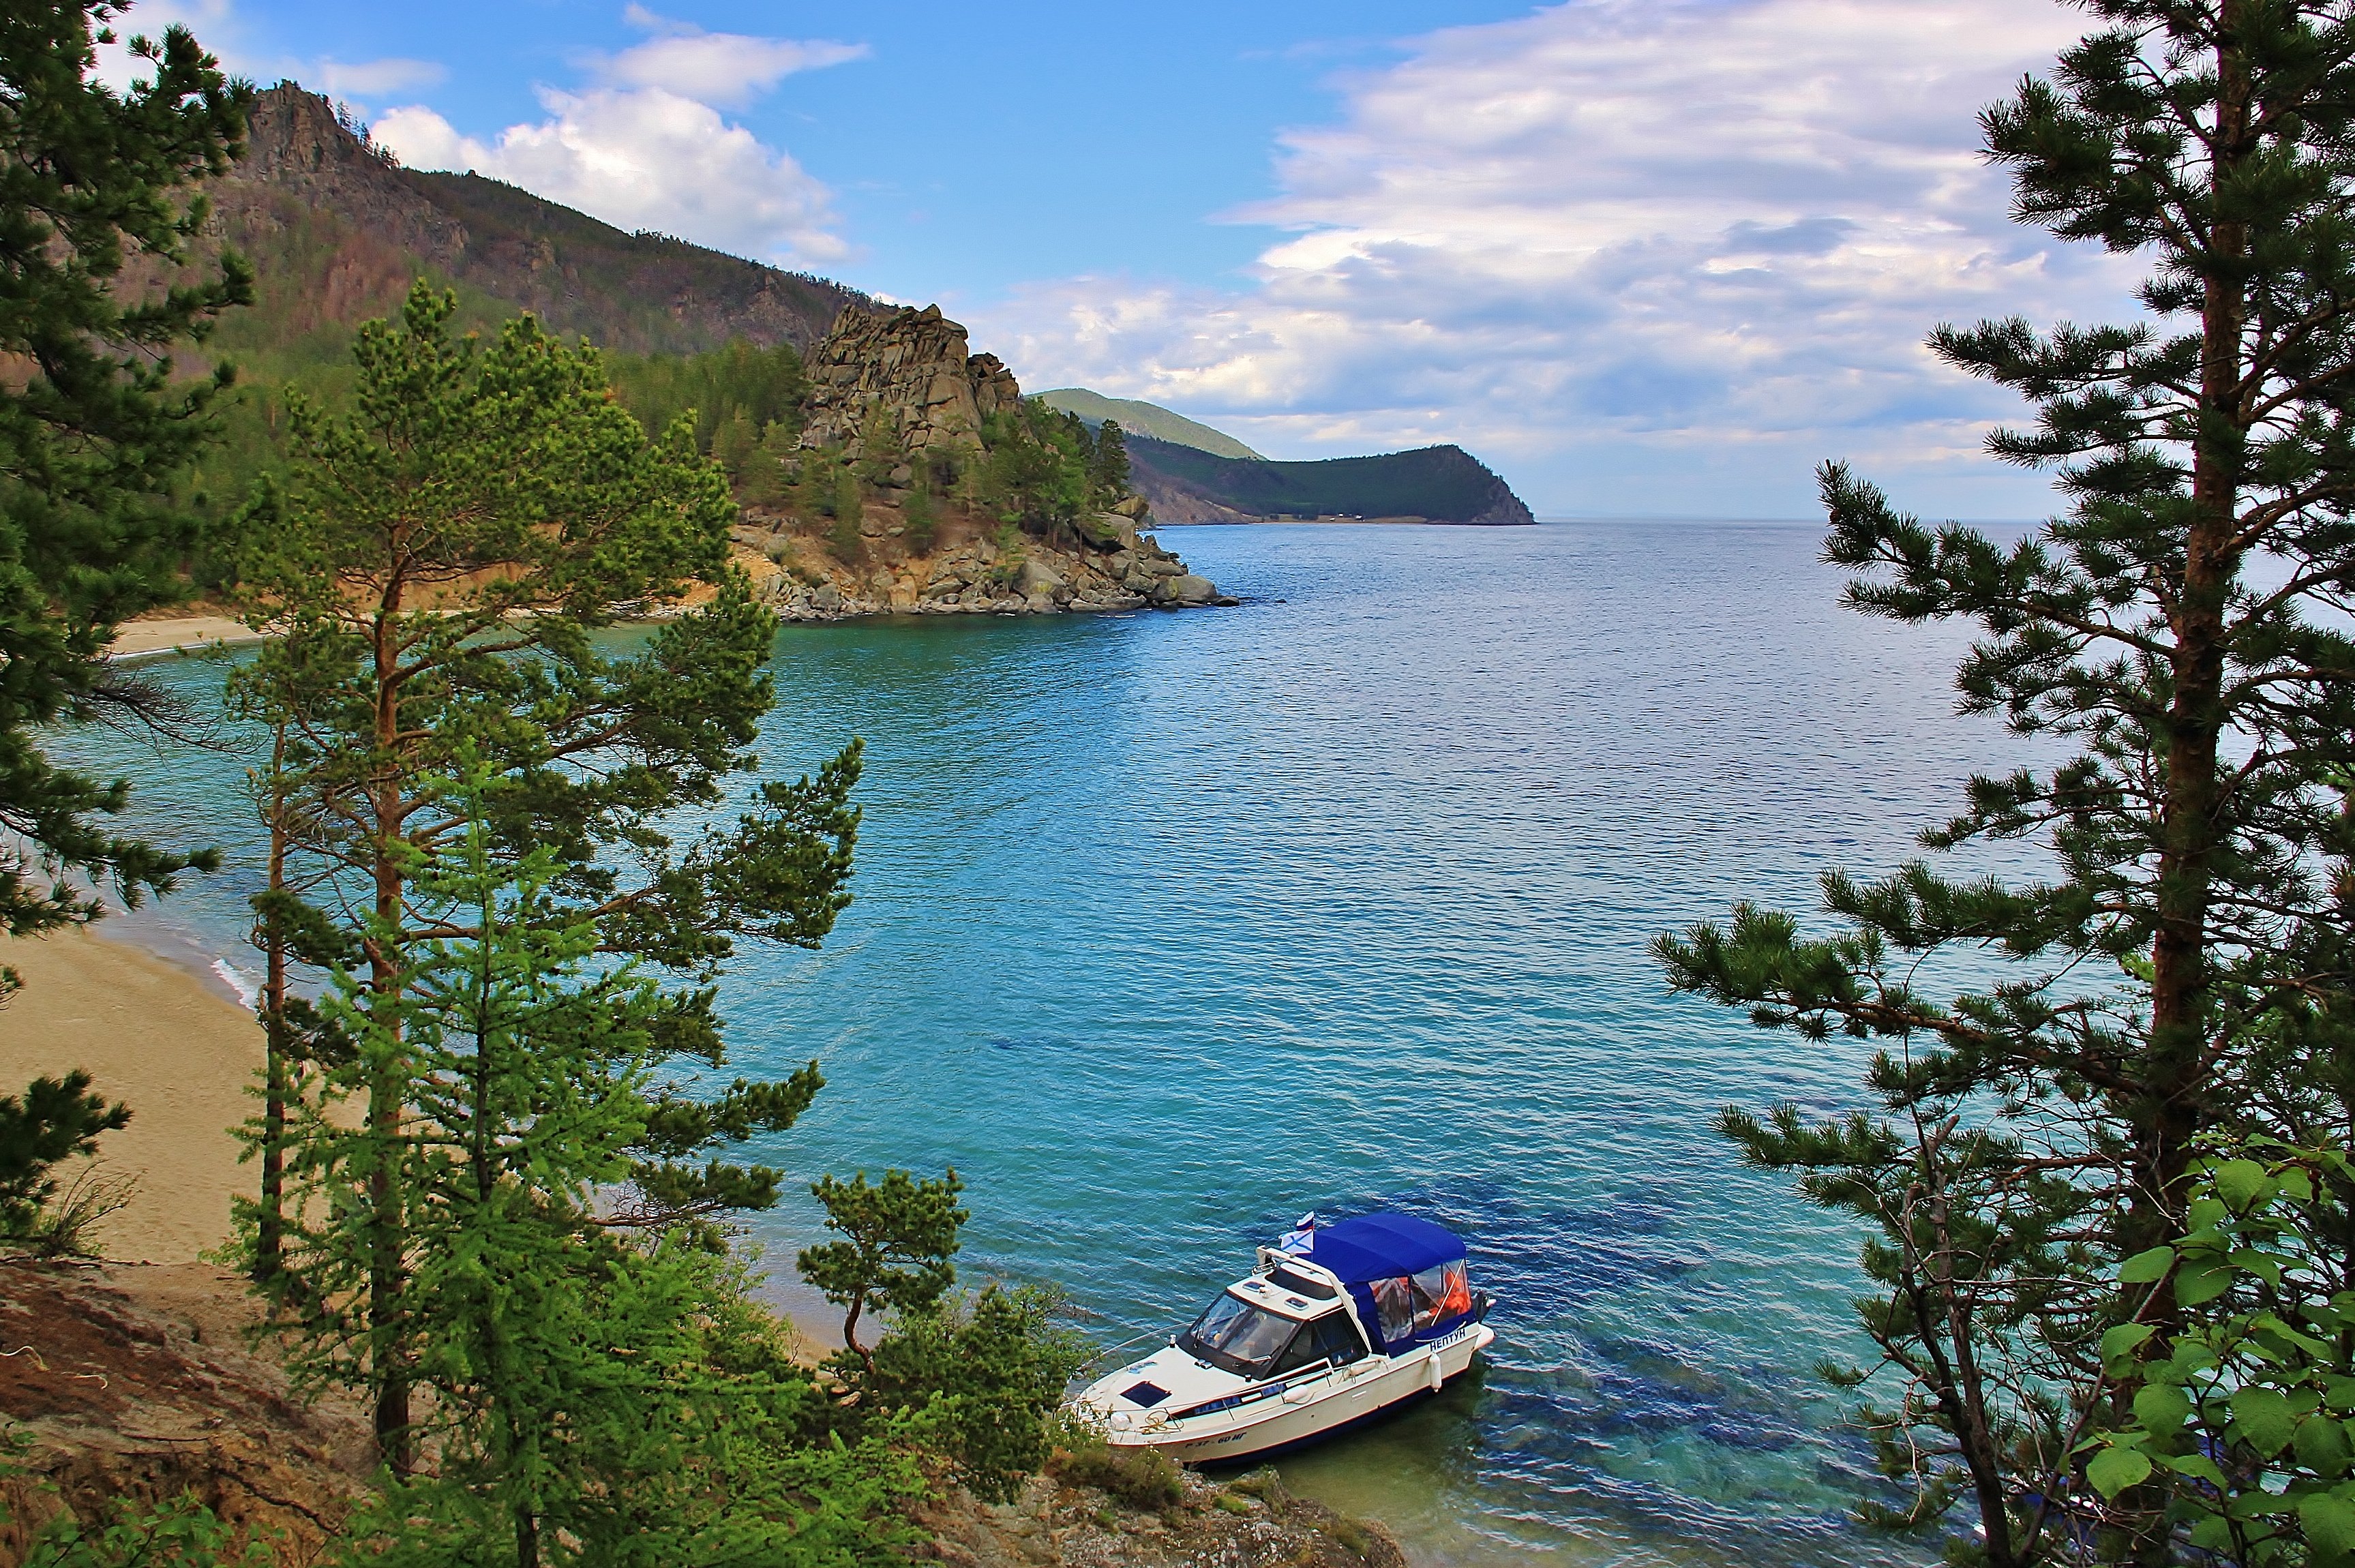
left=1074, top=1211, right=1495, bottom=1464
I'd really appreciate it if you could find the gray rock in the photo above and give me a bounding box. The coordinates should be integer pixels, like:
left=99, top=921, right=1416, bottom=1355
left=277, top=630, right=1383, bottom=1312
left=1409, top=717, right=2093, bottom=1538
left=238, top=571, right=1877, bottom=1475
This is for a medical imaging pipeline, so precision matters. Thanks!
left=1016, top=558, right=1065, bottom=598
left=1167, top=574, right=1217, bottom=605
left=811, top=584, right=843, bottom=611
left=1074, top=512, right=1139, bottom=551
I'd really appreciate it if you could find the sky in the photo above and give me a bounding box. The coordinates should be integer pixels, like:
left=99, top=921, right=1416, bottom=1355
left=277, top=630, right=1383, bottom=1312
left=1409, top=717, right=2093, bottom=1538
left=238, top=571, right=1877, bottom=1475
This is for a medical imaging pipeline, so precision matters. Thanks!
left=106, top=0, right=2152, bottom=518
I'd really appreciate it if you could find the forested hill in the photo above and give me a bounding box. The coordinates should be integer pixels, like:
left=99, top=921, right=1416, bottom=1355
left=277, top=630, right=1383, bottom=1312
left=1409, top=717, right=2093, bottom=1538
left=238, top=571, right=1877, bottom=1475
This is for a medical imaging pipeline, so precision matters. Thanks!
left=1125, top=435, right=1535, bottom=526
left=202, top=85, right=865, bottom=369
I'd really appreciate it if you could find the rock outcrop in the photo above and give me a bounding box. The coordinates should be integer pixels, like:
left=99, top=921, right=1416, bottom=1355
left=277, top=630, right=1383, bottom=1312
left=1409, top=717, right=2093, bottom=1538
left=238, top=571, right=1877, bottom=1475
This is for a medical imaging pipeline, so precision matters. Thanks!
left=797, top=305, right=1023, bottom=458
left=0, top=1262, right=372, bottom=1567
left=916, top=1466, right=1405, bottom=1568
left=748, top=306, right=1233, bottom=618
left=725, top=503, right=1235, bottom=622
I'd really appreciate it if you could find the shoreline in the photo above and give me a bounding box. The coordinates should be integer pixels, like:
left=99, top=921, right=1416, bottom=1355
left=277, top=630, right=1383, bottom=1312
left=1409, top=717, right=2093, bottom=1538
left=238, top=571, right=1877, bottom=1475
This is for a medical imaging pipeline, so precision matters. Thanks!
left=0, top=919, right=843, bottom=1353
left=108, top=614, right=267, bottom=659
left=0, top=924, right=265, bottom=1265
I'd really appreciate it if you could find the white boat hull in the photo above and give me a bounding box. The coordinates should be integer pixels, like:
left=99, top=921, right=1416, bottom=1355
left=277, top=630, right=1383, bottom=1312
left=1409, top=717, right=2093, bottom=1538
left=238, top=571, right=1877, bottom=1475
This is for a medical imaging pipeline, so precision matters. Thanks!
left=1095, top=1320, right=1492, bottom=1464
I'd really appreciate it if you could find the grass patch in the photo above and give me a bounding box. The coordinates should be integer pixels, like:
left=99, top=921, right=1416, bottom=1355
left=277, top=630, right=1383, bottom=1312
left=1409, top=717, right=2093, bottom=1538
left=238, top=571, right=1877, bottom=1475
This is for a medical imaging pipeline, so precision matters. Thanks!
left=1051, top=1437, right=1185, bottom=1511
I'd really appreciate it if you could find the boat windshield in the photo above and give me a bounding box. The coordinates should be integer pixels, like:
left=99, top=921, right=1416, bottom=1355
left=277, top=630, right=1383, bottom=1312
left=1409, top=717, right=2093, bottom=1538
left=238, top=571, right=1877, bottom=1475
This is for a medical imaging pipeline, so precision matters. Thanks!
left=1178, top=1291, right=1299, bottom=1378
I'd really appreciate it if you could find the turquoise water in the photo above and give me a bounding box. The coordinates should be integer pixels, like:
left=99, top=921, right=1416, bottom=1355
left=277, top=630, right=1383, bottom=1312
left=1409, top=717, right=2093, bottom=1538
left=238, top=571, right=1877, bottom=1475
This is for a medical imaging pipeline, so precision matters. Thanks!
left=74, top=522, right=2037, bottom=1566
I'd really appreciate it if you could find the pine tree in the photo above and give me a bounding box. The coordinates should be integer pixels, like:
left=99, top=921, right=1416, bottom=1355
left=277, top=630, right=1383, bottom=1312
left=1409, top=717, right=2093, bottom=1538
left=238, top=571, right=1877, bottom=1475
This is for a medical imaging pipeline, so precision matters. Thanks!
left=797, top=1167, right=966, bottom=1366
left=1088, top=419, right=1130, bottom=506
left=270, top=768, right=917, bottom=1566
left=0, top=1070, right=127, bottom=1239
left=228, top=282, right=862, bottom=1473
left=0, top=3, right=249, bottom=963
left=1655, top=5, right=2355, bottom=1562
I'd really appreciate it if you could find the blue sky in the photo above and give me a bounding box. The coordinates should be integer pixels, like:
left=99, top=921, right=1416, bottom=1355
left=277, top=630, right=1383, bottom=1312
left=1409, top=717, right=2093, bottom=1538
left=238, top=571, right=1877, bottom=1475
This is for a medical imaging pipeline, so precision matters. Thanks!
left=115, top=1, right=2147, bottom=518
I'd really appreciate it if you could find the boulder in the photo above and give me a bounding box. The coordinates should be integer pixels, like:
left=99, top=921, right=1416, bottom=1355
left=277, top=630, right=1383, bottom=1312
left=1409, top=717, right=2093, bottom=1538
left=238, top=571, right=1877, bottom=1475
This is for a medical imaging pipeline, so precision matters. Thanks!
left=1167, top=574, right=1217, bottom=605
left=1111, top=494, right=1151, bottom=519
left=1016, top=558, right=1065, bottom=598
left=1074, top=512, right=1139, bottom=551
left=811, top=584, right=843, bottom=611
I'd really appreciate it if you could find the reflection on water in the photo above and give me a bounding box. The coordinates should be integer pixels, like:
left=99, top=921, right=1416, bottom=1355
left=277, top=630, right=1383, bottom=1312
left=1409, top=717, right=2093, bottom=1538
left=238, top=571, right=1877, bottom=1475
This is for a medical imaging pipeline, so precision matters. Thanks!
left=67, top=522, right=2045, bottom=1565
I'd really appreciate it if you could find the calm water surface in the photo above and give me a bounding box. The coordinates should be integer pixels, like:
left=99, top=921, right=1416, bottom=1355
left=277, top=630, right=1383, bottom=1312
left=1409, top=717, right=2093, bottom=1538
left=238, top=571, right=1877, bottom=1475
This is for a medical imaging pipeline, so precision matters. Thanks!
left=78, top=521, right=2043, bottom=1567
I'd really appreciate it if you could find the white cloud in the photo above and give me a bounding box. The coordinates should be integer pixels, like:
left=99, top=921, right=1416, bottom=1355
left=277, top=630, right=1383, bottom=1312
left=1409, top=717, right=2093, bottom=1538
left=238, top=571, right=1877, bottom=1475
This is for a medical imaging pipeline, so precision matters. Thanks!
left=977, top=0, right=2146, bottom=517
left=310, top=57, right=445, bottom=98
left=372, top=6, right=859, bottom=269
left=598, top=17, right=866, bottom=108
left=378, top=86, right=846, bottom=265
left=95, top=1, right=443, bottom=108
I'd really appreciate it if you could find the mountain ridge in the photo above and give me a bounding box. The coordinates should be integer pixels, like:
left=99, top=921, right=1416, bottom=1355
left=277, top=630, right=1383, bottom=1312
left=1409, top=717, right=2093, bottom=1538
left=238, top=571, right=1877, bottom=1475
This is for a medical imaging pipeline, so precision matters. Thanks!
left=204, top=85, right=866, bottom=364
left=1032, top=389, right=1267, bottom=460
left=1124, top=435, right=1535, bottom=526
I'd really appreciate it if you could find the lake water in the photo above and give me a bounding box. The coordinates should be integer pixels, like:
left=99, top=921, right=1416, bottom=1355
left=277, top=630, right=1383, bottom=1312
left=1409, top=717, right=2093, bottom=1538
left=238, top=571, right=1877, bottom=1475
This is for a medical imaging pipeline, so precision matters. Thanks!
left=72, top=520, right=2041, bottom=1567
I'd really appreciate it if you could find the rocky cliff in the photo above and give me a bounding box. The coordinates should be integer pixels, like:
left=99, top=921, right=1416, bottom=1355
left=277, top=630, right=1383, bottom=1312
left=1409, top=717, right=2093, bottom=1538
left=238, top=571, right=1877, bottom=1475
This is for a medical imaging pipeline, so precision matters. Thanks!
left=798, top=304, right=1023, bottom=457
left=207, top=85, right=864, bottom=359
left=735, top=305, right=1231, bottom=620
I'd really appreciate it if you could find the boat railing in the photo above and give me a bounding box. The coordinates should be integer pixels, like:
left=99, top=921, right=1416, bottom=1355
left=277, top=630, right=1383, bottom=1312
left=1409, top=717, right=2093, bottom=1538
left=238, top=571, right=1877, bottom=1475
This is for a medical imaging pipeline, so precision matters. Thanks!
left=1159, top=1358, right=1341, bottom=1423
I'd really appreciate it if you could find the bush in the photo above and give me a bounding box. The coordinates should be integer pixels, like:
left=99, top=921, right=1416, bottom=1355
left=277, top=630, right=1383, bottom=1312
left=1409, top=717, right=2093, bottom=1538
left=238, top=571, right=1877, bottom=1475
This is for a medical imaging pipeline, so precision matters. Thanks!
left=1053, top=1437, right=1184, bottom=1512
left=844, top=1284, right=1093, bottom=1503
left=904, top=485, right=938, bottom=554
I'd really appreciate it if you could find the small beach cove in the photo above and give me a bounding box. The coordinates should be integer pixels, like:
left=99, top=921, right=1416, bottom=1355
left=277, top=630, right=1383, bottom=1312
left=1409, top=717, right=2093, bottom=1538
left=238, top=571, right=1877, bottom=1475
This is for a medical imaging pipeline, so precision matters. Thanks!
left=42, top=521, right=2043, bottom=1565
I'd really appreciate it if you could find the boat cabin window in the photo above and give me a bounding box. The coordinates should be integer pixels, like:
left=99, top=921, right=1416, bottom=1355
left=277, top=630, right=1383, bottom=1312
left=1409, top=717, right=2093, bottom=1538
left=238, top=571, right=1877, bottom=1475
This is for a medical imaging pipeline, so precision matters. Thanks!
left=1179, top=1292, right=1301, bottom=1378
left=1369, top=1261, right=1475, bottom=1344
left=1270, top=1328, right=1328, bottom=1377
left=1268, top=1265, right=1336, bottom=1299
left=1309, top=1312, right=1368, bottom=1366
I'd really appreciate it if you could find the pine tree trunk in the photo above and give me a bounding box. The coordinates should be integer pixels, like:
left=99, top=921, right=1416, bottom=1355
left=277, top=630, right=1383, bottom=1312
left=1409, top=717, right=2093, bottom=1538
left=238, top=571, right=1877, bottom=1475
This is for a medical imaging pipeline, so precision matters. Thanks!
left=2117, top=7, right=2251, bottom=1561
left=253, top=729, right=291, bottom=1286
left=367, top=579, right=412, bottom=1477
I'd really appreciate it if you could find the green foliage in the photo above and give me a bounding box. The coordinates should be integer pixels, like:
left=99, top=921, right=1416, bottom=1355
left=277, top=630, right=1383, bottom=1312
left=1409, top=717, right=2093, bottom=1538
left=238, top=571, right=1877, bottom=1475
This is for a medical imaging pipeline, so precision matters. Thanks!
left=797, top=1171, right=1085, bottom=1504
left=854, top=403, right=901, bottom=489
left=2083, top=1141, right=2355, bottom=1567
left=604, top=339, right=806, bottom=457
left=1053, top=1436, right=1184, bottom=1511
left=0, top=2, right=246, bottom=949
left=855, top=1284, right=1093, bottom=1505
left=828, top=469, right=864, bottom=562
left=1653, top=7, right=2355, bottom=1564
left=978, top=404, right=1093, bottom=533
left=12, top=1491, right=274, bottom=1568
left=263, top=772, right=913, bottom=1567
left=1088, top=419, right=1131, bottom=504
left=903, top=483, right=939, bottom=555
left=224, top=282, right=863, bottom=1466
left=0, top=1070, right=128, bottom=1241
left=798, top=1168, right=967, bottom=1355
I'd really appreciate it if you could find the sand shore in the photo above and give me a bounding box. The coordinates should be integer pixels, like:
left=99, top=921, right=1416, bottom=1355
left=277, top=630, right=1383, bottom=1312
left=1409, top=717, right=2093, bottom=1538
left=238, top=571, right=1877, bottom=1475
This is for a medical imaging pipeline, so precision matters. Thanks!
left=0, top=925, right=264, bottom=1264
left=0, top=925, right=844, bottom=1350
left=107, top=614, right=264, bottom=659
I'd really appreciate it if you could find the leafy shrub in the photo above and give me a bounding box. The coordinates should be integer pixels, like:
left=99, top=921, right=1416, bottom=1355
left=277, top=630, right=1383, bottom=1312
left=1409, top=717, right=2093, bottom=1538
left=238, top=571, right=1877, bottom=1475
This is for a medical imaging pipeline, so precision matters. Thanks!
left=1053, top=1437, right=1185, bottom=1512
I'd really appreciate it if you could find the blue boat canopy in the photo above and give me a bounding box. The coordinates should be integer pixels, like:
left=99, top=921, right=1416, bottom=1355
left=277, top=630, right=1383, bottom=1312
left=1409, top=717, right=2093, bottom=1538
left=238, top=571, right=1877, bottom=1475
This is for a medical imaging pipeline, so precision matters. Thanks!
left=1304, top=1213, right=1466, bottom=1284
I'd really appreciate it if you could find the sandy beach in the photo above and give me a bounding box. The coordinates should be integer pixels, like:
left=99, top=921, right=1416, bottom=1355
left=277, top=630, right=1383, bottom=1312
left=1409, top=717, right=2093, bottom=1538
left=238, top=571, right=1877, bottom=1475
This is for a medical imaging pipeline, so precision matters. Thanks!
left=0, top=925, right=265, bottom=1264
left=107, top=614, right=264, bottom=659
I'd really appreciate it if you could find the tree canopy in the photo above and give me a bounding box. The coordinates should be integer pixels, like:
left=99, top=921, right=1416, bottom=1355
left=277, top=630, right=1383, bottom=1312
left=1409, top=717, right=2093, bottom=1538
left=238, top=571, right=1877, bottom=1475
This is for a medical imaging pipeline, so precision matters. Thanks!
left=0, top=1, right=250, bottom=969
left=1657, top=3, right=2355, bottom=1563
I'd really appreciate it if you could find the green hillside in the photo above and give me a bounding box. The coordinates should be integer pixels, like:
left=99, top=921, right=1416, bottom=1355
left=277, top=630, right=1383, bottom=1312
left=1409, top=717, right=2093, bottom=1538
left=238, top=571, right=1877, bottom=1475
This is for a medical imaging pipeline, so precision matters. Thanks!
left=1126, top=435, right=1533, bottom=526
left=1032, top=389, right=1265, bottom=460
